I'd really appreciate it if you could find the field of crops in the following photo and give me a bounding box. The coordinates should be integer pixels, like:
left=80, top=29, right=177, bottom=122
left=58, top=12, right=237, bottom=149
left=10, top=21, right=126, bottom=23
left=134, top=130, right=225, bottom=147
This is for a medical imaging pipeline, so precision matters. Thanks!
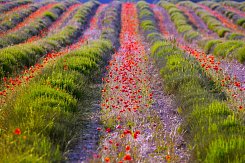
left=0, top=0, right=244, bottom=162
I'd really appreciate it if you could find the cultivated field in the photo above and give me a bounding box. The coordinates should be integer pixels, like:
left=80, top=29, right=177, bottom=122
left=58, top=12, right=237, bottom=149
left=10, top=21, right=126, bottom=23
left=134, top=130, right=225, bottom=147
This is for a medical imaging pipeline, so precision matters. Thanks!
left=0, top=0, right=244, bottom=162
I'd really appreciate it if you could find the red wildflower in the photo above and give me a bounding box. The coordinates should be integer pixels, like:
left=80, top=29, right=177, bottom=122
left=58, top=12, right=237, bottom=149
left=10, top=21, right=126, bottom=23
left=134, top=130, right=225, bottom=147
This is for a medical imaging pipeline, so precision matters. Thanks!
left=105, top=157, right=110, bottom=162
left=106, top=128, right=111, bottom=133
left=239, top=106, right=243, bottom=111
left=124, top=154, right=132, bottom=161
left=165, top=155, right=171, bottom=161
left=14, top=128, right=21, bottom=135
left=123, top=129, right=131, bottom=135
left=109, top=140, right=113, bottom=144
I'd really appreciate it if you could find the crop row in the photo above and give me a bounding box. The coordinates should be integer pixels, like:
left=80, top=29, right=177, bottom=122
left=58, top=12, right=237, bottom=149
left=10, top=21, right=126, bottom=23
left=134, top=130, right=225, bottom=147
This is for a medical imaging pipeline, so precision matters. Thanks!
left=158, top=1, right=200, bottom=42
left=0, top=3, right=30, bottom=22
left=177, top=4, right=215, bottom=38
left=179, top=1, right=243, bottom=39
left=138, top=1, right=245, bottom=162
left=178, top=1, right=245, bottom=62
left=155, top=2, right=244, bottom=107
left=0, top=3, right=43, bottom=32
left=0, top=1, right=119, bottom=160
left=0, top=38, right=113, bottom=162
left=201, top=1, right=245, bottom=29
left=221, top=1, right=245, bottom=13
left=0, top=2, right=70, bottom=48
left=0, top=0, right=31, bottom=13
left=38, top=3, right=82, bottom=39
left=204, top=39, right=245, bottom=63
left=98, top=3, right=165, bottom=162
left=0, top=1, right=99, bottom=80
left=99, top=1, right=121, bottom=48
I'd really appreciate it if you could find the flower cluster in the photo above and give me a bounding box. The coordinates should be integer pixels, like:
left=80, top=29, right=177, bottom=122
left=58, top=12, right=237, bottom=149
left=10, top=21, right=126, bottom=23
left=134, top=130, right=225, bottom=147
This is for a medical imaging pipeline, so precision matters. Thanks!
left=99, top=3, right=156, bottom=162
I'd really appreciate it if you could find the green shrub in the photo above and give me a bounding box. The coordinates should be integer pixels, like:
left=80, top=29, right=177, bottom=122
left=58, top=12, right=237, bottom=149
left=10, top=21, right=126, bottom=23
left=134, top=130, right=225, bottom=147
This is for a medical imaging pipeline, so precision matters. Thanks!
left=217, top=28, right=230, bottom=37
left=236, top=46, right=245, bottom=63
left=43, top=11, right=57, bottom=21
left=213, top=41, right=244, bottom=58
left=226, top=33, right=244, bottom=40
left=146, top=32, right=164, bottom=44
left=237, top=18, right=245, bottom=27
left=204, top=40, right=222, bottom=54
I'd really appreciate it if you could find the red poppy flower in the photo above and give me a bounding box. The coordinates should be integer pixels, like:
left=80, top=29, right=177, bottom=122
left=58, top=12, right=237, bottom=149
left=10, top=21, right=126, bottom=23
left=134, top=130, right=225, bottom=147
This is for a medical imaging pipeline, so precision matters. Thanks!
left=14, top=128, right=21, bottom=135
left=126, top=145, right=130, bottom=151
left=165, top=155, right=171, bottom=161
left=106, top=128, right=111, bottom=133
left=105, top=157, right=110, bottom=162
left=239, top=106, right=243, bottom=110
left=124, top=154, right=132, bottom=161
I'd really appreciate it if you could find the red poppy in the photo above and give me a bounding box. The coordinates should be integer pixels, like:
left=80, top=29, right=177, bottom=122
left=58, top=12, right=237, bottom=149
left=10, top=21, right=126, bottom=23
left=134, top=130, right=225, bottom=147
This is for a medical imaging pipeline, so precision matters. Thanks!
left=165, top=155, right=171, bottom=161
left=109, top=140, right=113, bottom=144
left=106, top=128, right=111, bottom=133
left=105, top=157, right=110, bottom=162
left=124, top=154, right=132, bottom=161
left=126, top=145, right=130, bottom=151
left=239, top=106, right=243, bottom=110
left=14, top=128, right=21, bottom=135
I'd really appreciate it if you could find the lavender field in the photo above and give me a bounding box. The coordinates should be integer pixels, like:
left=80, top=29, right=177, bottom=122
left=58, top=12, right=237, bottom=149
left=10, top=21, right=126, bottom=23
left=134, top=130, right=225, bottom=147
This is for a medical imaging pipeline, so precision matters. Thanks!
left=0, top=0, right=244, bottom=162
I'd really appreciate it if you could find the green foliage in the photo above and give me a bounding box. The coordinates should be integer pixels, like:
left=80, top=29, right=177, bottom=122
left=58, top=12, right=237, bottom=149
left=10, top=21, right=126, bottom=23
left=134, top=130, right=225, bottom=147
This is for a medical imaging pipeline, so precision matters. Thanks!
left=0, top=38, right=113, bottom=161
left=159, top=1, right=200, bottom=42
left=100, top=1, right=121, bottom=47
left=237, top=18, right=245, bottom=27
left=204, top=39, right=245, bottom=63
left=217, top=28, right=230, bottom=37
left=236, top=46, right=245, bottom=63
left=213, top=41, right=243, bottom=58
left=226, top=33, right=244, bottom=40
left=146, top=32, right=164, bottom=44
left=137, top=0, right=160, bottom=44
left=43, top=11, right=57, bottom=21
left=0, top=3, right=65, bottom=48
left=0, top=5, right=39, bottom=32
left=153, top=41, right=245, bottom=162
left=0, top=2, right=99, bottom=79
left=204, top=39, right=222, bottom=54
left=0, top=4, right=63, bottom=48
left=0, top=0, right=32, bottom=13
left=179, top=1, right=242, bottom=39
left=201, top=1, right=245, bottom=29
left=138, top=3, right=245, bottom=161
